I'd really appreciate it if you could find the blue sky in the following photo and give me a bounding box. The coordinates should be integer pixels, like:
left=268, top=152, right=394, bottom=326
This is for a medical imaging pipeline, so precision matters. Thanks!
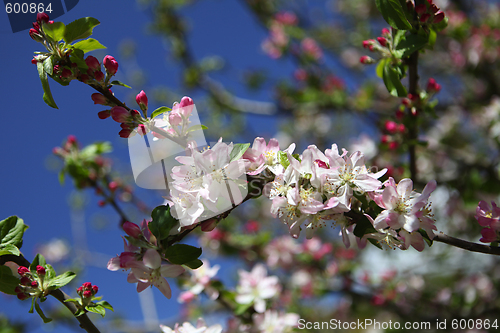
left=0, top=0, right=303, bottom=331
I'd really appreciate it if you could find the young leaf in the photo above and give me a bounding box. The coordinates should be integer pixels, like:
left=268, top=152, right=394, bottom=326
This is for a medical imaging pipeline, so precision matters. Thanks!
left=96, top=300, right=114, bottom=311
left=186, top=124, right=208, bottom=133
left=375, top=0, right=412, bottom=30
left=30, top=254, right=46, bottom=272
left=42, top=22, right=65, bottom=42
left=0, top=244, right=20, bottom=256
left=229, top=143, right=250, bottom=162
left=0, top=266, right=20, bottom=295
left=382, top=63, right=407, bottom=97
left=72, top=38, right=106, bottom=54
left=353, top=215, right=377, bottom=238
left=44, top=264, right=56, bottom=280
left=184, top=259, right=203, bottom=269
left=35, top=301, right=53, bottom=323
left=150, top=106, right=171, bottom=119
left=109, top=80, right=131, bottom=89
left=395, top=34, right=429, bottom=58
left=150, top=205, right=178, bottom=241
left=164, top=244, right=202, bottom=265
left=37, top=62, right=58, bottom=109
left=63, top=17, right=101, bottom=44
left=375, top=58, right=388, bottom=79
left=0, top=216, right=28, bottom=248
left=48, top=271, right=76, bottom=289
left=43, top=56, right=53, bottom=76
left=278, top=151, right=290, bottom=169
left=86, top=304, right=106, bottom=317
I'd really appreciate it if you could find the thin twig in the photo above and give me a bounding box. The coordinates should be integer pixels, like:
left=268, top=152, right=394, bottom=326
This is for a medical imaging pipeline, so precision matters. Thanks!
left=432, top=233, right=500, bottom=256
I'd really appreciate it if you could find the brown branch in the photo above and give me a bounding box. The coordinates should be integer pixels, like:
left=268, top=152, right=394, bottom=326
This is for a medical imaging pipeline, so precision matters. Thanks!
left=0, top=254, right=102, bottom=333
left=432, top=233, right=500, bottom=256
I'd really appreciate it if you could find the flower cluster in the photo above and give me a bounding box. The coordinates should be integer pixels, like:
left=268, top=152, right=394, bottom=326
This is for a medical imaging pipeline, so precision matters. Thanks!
left=366, top=177, right=437, bottom=251
left=15, top=265, right=46, bottom=300
left=261, top=12, right=296, bottom=59
left=413, top=0, right=445, bottom=25
left=107, top=220, right=185, bottom=298
left=265, top=143, right=386, bottom=240
left=360, top=28, right=392, bottom=65
left=475, top=201, right=500, bottom=243
left=178, top=259, right=220, bottom=303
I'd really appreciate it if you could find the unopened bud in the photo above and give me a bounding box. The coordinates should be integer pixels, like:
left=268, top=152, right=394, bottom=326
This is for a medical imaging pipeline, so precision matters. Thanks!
left=18, top=266, right=30, bottom=276
left=429, top=4, right=439, bottom=13
left=137, top=124, right=147, bottom=136
left=98, top=110, right=111, bottom=119
left=60, top=68, right=72, bottom=79
left=119, top=128, right=133, bottom=138
left=103, top=55, right=118, bottom=75
left=92, top=285, right=98, bottom=294
left=85, top=56, right=100, bottom=71
left=94, top=70, right=105, bottom=82
left=384, top=120, right=398, bottom=134
left=169, top=111, right=182, bottom=126
left=359, top=56, right=375, bottom=64
left=179, top=96, right=194, bottom=117
left=36, top=265, right=46, bottom=276
left=426, top=78, right=441, bottom=93
left=381, top=28, right=391, bottom=37
left=31, top=281, right=39, bottom=288
left=201, top=218, right=217, bottom=232
left=362, top=39, right=375, bottom=51
left=91, top=93, right=107, bottom=105
left=136, top=90, right=148, bottom=111
left=17, top=293, right=29, bottom=300
left=433, top=11, right=445, bottom=24
left=123, top=221, right=142, bottom=238
left=377, top=37, right=388, bottom=47
left=110, top=106, right=130, bottom=123
left=415, top=4, right=427, bottom=15
left=420, top=13, right=431, bottom=23
left=83, top=290, right=92, bottom=298
left=36, top=12, right=49, bottom=24
left=29, top=29, right=43, bottom=42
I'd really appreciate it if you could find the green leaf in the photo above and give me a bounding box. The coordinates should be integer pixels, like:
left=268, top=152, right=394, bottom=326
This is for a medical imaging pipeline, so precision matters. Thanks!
left=382, top=62, right=407, bottom=97
left=368, top=238, right=383, bottom=250
left=37, top=62, right=58, bottom=109
left=150, top=205, right=178, bottom=241
left=427, top=29, right=437, bottom=48
left=235, top=302, right=252, bottom=315
left=150, top=106, right=171, bottom=119
left=432, top=17, right=448, bottom=32
left=63, top=17, right=100, bottom=44
left=69, top=48, right=88, bottom=69
left=418, top=229, right=433, bottom=247
left=0, top=244, right=20, bottom=256
left=375, top=0, right=412, bottom=30
left=109, top=80, right=131, bottom=89
left=0, top=266, right=20, bottom=295
left=184, top=259, right=203, bottom=269
left=44, top=264, right=56, bottom=280
left=375, top=58, right=388, bottom=78
left=58, top=170, right=65, bottom=185
left=43, top=22, right=65, bottom=42
left=72, top=38, right=106, bottom=54
left=278, top=151, right=290, bottom=169
left=43, top=56, right=53, bottom=76
left=86, top=304, right=106, bottom=317
left=96, top=300, right=114, bottom=311
left=79, top=142, right=112, bottom=160
left=30, top=254, right=46, bottom=273
left=395, top=34, right=429, bottom=58
left=353, top=215, right=377, bottom=238
left=0, top=216, right=28, bottom=249
left=186, top=124, right=208, bottom=133
left=229, top=143, right=250, bottom=162
left=34, top=301, right=53, bottom=323
left=47, top=271, right=76, bottom=289
left=164, top=244, right=202, bottom=265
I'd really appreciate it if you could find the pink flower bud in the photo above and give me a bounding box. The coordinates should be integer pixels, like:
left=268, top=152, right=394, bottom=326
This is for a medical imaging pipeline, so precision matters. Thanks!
left=83, top=290, right=92, bottom=298
left=123, top=221, right=142, bottom=238
left=77, top=286, right=83, bottom=294
left=31, top=58, right=38, bottom=65
left=61, top=68, right=72, bottom=79
left=480, top=228, right=497, bottom=243
left=381, top=135, right=389, bottom=144
left=384, top=120, right=398, bottom=134
left=415, top=4, right=427, bottom=15
left=201, top=218, right=217, bottom=232
left=169, top=111, right=182, bottom=126
left=359, top=56, right=375, bottom=64
left=79, top=74, right=91, bottom=84
left=67, top=135, right=77, bottom=145
left=92, top=285, right=98, bottom=294
left=17, top=293, right=29, bottom=300
left=136, top=90, right=148, bottom=111
left=98, top=110, right=111, bottom=119
left=245, top=220, right=260, bottom=233
left=179, top=96, right=194, bottom=117
left=377, top=37, right=388, bottom=47
left=103, top=55, right=118, bottom=75
left=178, top=291, right=195, bottom=303
left=119, top=128, right=133, bottom=138
left=420, top=13, right=431, bottom=23
left=398, top=124, right=405, bottom=133
left=91, top=93, right=107, bottom=105
left=20, top=276, right=31, bottom=286
left=131, top=109, right=141, bottom=119
left=426, top=78, right=441, bottom=93
left=29, top=29, right=43, bottom=42
left=18, top=266, right=30, bottom=276
left=433, top=11, right=445, bottom=24
left=85, top=56, right=100, bottom=71
left=429, top=4, right=439, bottom=13
left=82, top=282, right=92, bottom=289
left=388, top=141, right=399, bottom=150
left=31, top=281, right=39, bottom=288
left=275, top=11, right=298, bottom=25
left=109, top=181, right=119, bottom=191
left=111, top=106, right=130, bottom=123
left=362, top=39, right=375, bottom=51
left=94, top=70, right=105, bottom=82
left=381, top=28, right=390, bottom=37
left=36, top=265, right=46, bottom=276
left=36, top=12, right=49, bottom=24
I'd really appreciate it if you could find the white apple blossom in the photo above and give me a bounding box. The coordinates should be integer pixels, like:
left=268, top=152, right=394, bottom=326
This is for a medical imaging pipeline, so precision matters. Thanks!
left=178, top=259, right=220, bottom=303
left=252, top=310, right=299, bottom=333
left=160, top=318, right=223, bottom=333
left=235, top=264, right=281, bottom=313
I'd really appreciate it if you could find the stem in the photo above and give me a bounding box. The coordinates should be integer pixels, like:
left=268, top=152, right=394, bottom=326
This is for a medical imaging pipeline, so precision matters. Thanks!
left=0, top=254, right=102, bottom=333
left=432, top=233, right=500, bottom=256
left=407, top=50, right=419, bottom=182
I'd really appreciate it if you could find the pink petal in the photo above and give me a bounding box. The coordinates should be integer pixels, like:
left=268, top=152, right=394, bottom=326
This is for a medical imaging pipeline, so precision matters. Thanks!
left=154, top=278, right=172, bottom=299
left=160, top=265, right=185, bottom=278
left=143, top=249, right=161, bottom=269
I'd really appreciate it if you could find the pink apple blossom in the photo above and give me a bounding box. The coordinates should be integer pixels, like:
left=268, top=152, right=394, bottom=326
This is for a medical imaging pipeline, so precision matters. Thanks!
left=235, top=264, right=281, bottom=313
